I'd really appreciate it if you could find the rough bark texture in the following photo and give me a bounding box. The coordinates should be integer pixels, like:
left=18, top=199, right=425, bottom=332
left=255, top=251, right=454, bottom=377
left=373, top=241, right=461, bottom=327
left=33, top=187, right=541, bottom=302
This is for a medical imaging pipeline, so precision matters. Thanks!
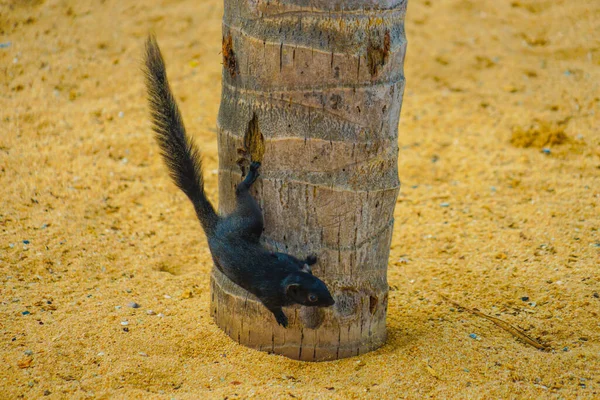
left=211, top=0, right=407, bottom=361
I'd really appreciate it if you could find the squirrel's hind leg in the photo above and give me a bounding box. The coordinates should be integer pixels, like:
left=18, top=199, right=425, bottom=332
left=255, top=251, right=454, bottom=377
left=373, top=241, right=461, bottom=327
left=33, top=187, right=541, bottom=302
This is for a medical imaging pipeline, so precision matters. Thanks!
left=236, top=162, right=261, bottom=193
left=225, top=162, right=264, bottom=242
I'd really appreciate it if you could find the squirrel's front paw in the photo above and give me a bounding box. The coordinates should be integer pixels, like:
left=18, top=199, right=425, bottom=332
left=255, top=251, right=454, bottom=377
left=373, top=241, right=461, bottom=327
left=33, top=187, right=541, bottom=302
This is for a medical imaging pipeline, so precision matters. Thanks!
left=274, top=311, right=289, bottom=328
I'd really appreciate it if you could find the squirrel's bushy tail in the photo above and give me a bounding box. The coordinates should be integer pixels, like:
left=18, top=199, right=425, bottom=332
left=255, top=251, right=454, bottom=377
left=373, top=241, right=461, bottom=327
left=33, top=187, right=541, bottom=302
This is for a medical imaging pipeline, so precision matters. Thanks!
left=144, top=35, right=218, bottom=234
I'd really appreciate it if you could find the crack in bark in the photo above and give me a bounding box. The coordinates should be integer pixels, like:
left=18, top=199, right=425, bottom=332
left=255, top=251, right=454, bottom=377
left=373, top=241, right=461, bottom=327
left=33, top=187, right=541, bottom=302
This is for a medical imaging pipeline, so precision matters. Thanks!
left=367, top=30, right=391, bottom=77
left=222, top=34, right=239, bottom=78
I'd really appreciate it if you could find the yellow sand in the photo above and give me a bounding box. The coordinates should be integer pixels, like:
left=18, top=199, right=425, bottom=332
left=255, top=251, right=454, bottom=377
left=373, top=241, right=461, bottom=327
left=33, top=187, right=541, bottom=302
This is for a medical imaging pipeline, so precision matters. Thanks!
left=1, top=0, right=599, bottom=398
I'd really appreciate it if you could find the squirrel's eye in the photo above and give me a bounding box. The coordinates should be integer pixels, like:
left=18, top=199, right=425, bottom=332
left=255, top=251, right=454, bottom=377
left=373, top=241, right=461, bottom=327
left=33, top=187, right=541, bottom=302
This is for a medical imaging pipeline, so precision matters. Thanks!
left=308, top=294, right=318, bottom=302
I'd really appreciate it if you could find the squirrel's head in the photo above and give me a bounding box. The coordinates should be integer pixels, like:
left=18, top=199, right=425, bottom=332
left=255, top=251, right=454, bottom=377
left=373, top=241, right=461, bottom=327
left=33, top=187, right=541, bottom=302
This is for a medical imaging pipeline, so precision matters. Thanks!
left=283, top=272, right=335, bottom=307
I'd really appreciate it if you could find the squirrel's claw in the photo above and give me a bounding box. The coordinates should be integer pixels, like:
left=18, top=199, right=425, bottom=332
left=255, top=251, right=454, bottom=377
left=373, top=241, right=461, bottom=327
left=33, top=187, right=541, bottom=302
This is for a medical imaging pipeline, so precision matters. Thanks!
left=250, top=161, right=261, bottom=172
left=273, top=309, right=289, bottom=328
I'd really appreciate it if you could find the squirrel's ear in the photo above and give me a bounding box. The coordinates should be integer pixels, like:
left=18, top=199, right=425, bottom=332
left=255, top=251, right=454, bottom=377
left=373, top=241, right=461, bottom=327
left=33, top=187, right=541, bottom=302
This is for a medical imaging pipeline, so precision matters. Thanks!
left=285, top=283, right=301, bottom=297
left=301, top=264, right=312, bottom=274
left=305, top=254, right=318, bottom=265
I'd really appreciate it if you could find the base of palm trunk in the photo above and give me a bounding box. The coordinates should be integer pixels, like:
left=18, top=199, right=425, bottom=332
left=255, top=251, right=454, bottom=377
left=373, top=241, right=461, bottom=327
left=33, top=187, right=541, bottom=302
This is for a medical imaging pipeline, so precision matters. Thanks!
left=210, top=267, right=388, bottom=361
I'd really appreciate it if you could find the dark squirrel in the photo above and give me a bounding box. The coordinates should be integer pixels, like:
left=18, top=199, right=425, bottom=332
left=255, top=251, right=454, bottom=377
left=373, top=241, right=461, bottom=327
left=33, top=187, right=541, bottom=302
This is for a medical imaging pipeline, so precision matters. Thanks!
left=143, top=36, right=335, bottom=328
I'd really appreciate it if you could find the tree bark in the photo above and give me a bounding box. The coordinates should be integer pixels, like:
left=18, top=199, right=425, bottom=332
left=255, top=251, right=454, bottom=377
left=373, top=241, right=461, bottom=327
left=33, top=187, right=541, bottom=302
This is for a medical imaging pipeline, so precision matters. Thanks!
left=211, top=0, right=407, bottom=361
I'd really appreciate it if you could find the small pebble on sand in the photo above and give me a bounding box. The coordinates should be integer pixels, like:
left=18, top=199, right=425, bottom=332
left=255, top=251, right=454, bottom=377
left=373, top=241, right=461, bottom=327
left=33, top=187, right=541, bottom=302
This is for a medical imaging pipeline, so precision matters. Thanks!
left=23, top=240, right=30, bottom=244
left=24, top=350, right=33, bottom=356
left=542, top=148, right=551, bottom=155
left=146, top=310, right=156, bottom=315
left=127, top=302, right=140, bottom=309
left=0, top=41, right=12, bottom=48
left=157, top=313, right=164, bottom=317
left=440, top=202, right=450, bottom=207
left=469, top=333, right=478, bottom=340
left=120, top=320, right=129, bottom=326
left=22, top=311, right=30, bottom=316
left=521, top=296, right=529, bottom=301
left=139, top=352, right=148, bottom=357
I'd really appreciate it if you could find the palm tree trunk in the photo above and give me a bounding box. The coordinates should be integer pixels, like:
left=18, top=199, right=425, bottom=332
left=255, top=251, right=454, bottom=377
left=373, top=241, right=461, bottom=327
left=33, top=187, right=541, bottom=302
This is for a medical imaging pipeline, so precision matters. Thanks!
left=211, top=0, right=407, bottom=361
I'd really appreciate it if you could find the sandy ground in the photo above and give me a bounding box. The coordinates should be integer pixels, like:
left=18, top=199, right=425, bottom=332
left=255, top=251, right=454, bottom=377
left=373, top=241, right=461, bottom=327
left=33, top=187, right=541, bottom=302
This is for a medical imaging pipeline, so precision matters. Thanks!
left=1, top=0, right=599, bottom=398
